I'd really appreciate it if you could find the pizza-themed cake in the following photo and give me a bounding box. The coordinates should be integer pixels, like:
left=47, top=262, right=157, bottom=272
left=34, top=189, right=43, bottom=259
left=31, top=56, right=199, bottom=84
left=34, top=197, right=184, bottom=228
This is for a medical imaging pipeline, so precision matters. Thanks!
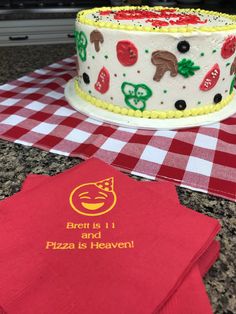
left=71, top=6, right=236, bottom=127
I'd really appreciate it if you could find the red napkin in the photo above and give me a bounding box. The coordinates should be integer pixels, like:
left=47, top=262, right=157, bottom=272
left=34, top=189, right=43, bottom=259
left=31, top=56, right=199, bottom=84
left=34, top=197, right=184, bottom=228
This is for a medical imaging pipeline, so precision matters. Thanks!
left=21, top=174, right=220, bottom=314
left=0, top=158, right=220, bottom=314
left=22, top=173, right=220, bottom=274
left=21, top=174, right=219, bottom=314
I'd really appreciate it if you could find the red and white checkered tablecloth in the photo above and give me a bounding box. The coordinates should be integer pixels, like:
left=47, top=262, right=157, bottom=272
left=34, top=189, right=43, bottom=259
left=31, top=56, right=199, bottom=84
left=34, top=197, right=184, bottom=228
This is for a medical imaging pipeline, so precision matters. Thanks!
left=0, top=56, right=235, bottom=201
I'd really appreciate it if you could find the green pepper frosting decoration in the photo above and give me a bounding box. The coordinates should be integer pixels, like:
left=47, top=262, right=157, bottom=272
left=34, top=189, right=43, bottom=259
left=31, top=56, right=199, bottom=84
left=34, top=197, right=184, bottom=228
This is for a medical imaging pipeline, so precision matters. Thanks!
left=178, top=59, right=200, bottom=78
left=121, top=82, right=152, bottom=111
left=74, top=30, right=88, bottom=62
left=230, top=75, right=236, bottom=94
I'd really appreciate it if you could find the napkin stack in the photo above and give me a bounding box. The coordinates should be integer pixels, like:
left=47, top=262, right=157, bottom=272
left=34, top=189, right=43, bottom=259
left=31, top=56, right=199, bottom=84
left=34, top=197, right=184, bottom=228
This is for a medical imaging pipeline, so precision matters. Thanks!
left=0, top=158, right=220, bottom=314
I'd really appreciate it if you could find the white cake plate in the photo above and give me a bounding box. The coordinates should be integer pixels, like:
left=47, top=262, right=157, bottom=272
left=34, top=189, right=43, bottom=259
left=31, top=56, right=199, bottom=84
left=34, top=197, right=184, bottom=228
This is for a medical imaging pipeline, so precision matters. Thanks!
left=65, top=78, right=236, bottom=130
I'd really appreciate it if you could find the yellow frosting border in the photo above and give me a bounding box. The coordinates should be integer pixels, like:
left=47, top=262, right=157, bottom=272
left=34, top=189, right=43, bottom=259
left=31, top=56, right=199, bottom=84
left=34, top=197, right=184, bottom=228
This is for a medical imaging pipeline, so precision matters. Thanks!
left=77, top=6, right=236, bottom=33
left=74, top=80, right=234, bottom=119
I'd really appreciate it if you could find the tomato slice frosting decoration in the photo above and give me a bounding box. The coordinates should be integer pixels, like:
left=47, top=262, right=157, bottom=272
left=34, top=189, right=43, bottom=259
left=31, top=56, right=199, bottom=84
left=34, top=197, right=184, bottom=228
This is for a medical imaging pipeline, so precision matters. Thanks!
left=199, top=64, right=220, bottom=91
left=94, top=67, right=110, bottom=94
left=221, top=36, right=236, bottom=59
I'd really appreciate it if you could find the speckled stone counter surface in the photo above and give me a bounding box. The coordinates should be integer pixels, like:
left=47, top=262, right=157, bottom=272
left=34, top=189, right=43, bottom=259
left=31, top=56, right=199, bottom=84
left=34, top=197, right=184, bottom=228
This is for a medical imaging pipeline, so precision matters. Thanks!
left=0, top=44, right=235, bottom=314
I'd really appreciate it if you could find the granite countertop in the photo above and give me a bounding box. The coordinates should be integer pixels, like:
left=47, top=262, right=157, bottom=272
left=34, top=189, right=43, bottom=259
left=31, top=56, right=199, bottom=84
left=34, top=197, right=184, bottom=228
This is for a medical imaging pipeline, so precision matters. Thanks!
left=0, top=44, right=235, bottom=314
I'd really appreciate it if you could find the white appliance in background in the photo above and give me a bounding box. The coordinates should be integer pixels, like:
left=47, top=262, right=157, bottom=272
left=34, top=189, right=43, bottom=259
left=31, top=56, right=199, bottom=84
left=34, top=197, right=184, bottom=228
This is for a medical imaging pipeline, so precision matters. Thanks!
left=0, top=18, right=76, bottom=46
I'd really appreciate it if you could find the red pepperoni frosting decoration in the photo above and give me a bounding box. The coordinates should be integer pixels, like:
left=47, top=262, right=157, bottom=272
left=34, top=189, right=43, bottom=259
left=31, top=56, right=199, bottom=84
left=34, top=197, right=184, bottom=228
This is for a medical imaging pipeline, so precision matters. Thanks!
left=94, top=67, right=110, bottom=94
left=221, top=36, right=236, bottom=59
left=199, top=64, right=220, bottom=91
left=116, top=40, right=138, bottom=66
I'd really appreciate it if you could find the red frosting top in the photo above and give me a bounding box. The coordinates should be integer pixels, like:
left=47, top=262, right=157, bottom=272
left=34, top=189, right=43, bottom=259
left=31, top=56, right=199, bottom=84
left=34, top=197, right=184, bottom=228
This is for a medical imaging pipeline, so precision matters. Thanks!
left=99, top=9, right=207, bottom=27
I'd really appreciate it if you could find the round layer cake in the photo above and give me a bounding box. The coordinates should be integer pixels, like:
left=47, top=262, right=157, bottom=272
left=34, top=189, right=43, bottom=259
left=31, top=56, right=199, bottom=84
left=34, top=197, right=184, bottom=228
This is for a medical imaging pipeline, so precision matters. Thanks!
left=73, top=6, right=236, bottom=122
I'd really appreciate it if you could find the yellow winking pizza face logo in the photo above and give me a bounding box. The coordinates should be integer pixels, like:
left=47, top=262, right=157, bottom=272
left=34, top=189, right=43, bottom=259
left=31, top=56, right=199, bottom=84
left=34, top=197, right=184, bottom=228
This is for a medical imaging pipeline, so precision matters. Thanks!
left=69, top=177, right=116, bottom=216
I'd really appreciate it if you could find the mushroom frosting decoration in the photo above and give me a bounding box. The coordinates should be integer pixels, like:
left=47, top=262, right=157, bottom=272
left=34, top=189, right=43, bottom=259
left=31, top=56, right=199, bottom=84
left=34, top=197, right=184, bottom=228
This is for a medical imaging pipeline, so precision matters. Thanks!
left=90, top=30, right=104, bottom=52
left=151, top=50, right=200, bottom=81
left=151, top=51, right=178, bottom=82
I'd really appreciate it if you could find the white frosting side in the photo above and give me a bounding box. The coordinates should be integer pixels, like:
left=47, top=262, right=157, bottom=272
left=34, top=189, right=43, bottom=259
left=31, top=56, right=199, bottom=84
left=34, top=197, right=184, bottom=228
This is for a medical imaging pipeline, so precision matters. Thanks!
left=75, top=7, right=236, bottom=114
